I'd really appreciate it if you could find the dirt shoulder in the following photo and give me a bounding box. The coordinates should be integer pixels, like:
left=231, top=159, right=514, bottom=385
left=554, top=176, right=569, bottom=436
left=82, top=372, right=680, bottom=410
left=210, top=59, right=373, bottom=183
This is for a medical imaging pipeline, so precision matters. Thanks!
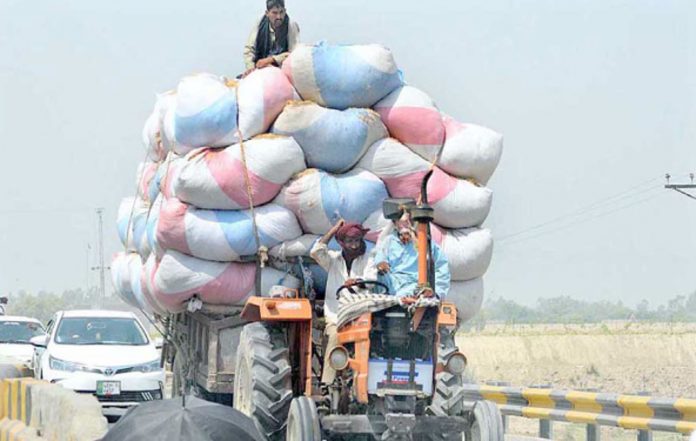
left=456, top=322, right=696, bottom=397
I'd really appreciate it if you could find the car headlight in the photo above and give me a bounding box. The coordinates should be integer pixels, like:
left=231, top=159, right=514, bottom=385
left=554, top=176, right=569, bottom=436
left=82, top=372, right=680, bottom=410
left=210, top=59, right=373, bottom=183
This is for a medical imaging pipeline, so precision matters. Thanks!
left=49, top=356, right=88, bottom=373
left=133, top=359, right=161, bottom=373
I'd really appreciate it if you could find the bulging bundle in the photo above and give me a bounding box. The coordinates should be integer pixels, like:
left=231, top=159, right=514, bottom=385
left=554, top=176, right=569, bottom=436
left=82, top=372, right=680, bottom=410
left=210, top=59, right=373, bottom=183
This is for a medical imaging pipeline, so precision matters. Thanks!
left=275, top=168, right=388, bottom=234
left=272, top=101, right=387, bottom=173
left=110, top=252, right=147, bottom=311
left=449, top=278, right=484, bottom=322
left=174, top=135, right=306, bottom=210
left=136, top=162, right=161, bottom=205
left=374, top=85, right=445, bottom=159
left=153, top=250, right=300, bottom=313
left=282, top=42, right=403, bottom=110
left=171, top=69, right=297, bottom=154
left=142, top=92, right=176, bottom=162
left=431, top=226, right=493, bottom=281
left=436, top=115, right=504, bottom=185
left=157, top=198, right=302, bottom=262
left=117, top=197, right=137, bottom=252
left=358, top=138, right=492, bottom=228
left=140, top=254, right=167, bottom=315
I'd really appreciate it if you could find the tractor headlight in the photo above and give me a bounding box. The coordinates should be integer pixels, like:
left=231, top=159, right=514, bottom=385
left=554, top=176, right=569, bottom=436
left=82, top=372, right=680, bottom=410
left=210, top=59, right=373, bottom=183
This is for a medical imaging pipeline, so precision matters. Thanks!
left=445, top=352, right=467, bottom=375
left=328, top=346, right=350, bottom=371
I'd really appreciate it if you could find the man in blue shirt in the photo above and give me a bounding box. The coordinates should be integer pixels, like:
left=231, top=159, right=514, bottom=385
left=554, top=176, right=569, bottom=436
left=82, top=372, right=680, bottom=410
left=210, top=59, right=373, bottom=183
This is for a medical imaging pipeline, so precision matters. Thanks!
left=374, top=217, right=450, bottom=299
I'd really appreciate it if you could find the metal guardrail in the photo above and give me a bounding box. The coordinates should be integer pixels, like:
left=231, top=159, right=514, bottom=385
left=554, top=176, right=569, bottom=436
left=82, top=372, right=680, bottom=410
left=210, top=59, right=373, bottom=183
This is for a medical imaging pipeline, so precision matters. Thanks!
left=462, top=384, right=696, bottom=440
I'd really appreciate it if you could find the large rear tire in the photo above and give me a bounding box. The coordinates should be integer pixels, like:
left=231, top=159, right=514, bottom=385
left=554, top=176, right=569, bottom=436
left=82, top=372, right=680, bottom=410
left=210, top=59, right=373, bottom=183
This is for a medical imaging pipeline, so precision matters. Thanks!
left=286, top=397, right=321, bottom=441
left=234, top=322, right=293, bottom=440
left=466, top=400, right=504, bottom=441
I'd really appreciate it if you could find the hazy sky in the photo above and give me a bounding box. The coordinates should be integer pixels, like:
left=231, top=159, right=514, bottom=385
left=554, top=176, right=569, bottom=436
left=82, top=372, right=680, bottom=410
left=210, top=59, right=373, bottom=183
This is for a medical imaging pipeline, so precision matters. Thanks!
left=1, top=0, right=694, bottom=307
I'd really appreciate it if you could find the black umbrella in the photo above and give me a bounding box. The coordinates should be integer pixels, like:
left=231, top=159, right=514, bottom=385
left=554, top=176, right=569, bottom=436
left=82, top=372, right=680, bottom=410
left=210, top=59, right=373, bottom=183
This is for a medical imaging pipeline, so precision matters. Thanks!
left=102, top=395, right=264, bottom=441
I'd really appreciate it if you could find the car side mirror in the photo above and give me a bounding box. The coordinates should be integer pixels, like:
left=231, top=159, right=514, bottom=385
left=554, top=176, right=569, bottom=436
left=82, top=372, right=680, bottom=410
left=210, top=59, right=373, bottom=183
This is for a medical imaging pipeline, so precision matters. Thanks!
left=30, top=335, right=48, bottom=348
left=154, top=337, right=163, bottom=350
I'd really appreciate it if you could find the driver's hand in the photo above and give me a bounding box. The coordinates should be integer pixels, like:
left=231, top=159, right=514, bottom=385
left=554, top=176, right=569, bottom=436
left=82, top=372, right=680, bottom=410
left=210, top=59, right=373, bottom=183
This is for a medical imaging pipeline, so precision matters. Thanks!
left=344, top=278, right=358, bottom=287
left=377, top=262, right=390, bottom=274
left=421, top=287, right=434, bottom=298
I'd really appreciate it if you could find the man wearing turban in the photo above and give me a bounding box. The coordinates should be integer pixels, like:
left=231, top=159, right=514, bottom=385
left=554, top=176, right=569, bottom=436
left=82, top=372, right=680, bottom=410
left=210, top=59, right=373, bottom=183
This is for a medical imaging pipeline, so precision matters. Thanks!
left=311, top=219, right=377, bottom=383
left=375, top=214, right=450, bottom=299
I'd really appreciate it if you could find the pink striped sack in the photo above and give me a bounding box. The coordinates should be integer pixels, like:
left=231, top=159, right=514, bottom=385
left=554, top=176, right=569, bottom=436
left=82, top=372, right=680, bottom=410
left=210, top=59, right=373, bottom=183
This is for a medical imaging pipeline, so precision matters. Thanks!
left=142, top=92, right=176, bottom=162
left=110, top=252, right=148, bottom=311
left=437, top=115, right=503, bottom=184
left=117, top=198, right=137, bottom=252
left=153, top=250, right=300, bottom=313
left=237, top=66, right=299, bottom=137
left=272, top=101, right=387, bottom=173
left=431, top=226, right=493, bottom=281
left=358, top=138, right=492, bottom=228
left=274, top=168, right=388, bottom=235
left=156, top=198, right=302, bottom=262
left=449, top=278, right=484, bottom=323
left=268, top=234, right=318, bottom=259
left=137, top=161, right=160, bottom=205
left=159, top=153, right=185, bottom=200
left=174, top=135, right=306, bottom=210
left=282, top=42, right=403, bottom=110
left=140, top=254, right=168, bottom=315
left=169, top=70, right=296, bottom=154
left=373, top=86, right=445, bottom=160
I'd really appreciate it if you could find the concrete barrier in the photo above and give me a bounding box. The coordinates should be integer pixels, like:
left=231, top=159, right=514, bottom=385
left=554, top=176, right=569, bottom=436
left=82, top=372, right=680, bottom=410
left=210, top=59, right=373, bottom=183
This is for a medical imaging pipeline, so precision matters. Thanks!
left=0, top=378, right=107, bottom=441
left=0, top=418, right=42, bottom=441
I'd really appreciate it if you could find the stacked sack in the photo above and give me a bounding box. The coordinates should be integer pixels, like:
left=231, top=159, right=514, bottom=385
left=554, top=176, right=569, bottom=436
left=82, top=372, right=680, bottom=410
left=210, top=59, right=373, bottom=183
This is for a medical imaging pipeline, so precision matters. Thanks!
left=112, top=41, right=502, bottom=321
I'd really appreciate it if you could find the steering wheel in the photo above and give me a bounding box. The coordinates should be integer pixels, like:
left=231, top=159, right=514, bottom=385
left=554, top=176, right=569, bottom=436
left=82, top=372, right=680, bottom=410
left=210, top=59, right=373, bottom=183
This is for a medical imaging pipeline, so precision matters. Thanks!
left=335, top=280, right=391, bottom=300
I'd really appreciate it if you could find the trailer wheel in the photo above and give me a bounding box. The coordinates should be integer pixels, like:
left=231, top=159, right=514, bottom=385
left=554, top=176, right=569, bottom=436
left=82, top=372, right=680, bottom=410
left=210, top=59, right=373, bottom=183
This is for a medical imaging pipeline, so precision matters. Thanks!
left=286, top=397, right=320, bottom=441
left=466, top=400, right=504, bottom=441
left=234, top=322, right=293, bottom=440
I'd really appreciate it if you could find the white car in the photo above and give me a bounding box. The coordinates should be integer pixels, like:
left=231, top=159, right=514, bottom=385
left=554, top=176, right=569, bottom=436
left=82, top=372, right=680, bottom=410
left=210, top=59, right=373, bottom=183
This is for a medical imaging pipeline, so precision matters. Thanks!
left=31, top=310, right=164, bottom=419
left=0, top=316, right=45, bottom=366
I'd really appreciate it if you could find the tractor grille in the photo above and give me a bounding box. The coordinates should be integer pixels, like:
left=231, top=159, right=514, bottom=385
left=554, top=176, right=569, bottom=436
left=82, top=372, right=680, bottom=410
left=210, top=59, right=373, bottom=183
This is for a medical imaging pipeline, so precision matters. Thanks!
left=77, top=389, right=162, bottom=403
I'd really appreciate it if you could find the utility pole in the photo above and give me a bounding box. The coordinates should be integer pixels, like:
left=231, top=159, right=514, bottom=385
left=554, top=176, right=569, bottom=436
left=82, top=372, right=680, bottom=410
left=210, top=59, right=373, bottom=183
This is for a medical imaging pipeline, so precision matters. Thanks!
left=90, top=208, right=108, bottom=307
left=664, top=173, right=696, bottom=201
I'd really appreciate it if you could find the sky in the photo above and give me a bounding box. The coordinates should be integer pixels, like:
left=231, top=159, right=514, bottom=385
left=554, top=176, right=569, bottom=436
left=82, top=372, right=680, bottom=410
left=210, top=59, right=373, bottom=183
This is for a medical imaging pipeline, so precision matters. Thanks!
left=0, top=0, right=694, bottom=307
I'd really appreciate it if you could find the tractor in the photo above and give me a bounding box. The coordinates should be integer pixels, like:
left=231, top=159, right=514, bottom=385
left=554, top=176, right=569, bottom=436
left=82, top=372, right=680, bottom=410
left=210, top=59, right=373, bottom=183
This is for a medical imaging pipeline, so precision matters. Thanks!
left=233, top=172, right=504, bottom=440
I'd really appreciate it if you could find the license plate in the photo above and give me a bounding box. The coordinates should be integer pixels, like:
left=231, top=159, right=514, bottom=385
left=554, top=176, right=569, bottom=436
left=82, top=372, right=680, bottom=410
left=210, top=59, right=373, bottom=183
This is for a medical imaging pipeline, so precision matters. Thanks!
left=96, top=380, right=121, bottom=396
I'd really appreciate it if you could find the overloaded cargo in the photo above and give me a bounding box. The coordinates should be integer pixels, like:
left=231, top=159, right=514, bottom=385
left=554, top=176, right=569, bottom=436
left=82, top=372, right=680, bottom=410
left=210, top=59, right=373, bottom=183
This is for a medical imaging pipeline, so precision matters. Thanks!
left=112, top=42, right=503, bottom=321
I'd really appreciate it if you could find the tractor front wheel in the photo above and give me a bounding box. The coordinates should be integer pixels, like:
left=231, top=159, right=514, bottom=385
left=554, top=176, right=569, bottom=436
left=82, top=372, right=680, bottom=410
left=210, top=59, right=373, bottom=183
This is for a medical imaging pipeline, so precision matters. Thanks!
left=286, top=396, right=321, bottom=441
left=466, top=400, right=504, bottom=441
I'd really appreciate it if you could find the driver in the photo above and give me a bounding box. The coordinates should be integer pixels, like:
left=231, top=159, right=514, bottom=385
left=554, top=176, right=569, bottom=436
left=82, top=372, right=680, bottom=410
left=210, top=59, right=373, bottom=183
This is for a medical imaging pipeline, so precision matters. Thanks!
left=310, top=219, right=377, bottom=383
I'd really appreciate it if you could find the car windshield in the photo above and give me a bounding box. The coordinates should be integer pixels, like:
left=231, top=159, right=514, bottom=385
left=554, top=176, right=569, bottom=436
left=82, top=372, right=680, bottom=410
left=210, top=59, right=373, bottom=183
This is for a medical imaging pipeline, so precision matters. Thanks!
left=0, top=321, right=44, bottom=343
left=54, top=317, right=148, bottom=346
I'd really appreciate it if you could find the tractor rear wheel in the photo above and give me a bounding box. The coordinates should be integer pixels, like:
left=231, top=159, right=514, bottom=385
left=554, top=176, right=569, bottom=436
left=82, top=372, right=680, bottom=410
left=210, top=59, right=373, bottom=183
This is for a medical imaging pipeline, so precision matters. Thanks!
left=466, top=400, right=504, bottom=441
left=286, top=397, right=321, bottom=441
left=234, top=322, right=293, bottom=440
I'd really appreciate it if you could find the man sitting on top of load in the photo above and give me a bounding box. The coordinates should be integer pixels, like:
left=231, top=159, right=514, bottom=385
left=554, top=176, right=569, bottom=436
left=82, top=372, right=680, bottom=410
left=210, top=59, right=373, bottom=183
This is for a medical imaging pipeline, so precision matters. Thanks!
left=375, top=214, right=451, bottom=299
left=311, top=219, right=377, bottom=383
left=243, top=0, right=300, bottom=77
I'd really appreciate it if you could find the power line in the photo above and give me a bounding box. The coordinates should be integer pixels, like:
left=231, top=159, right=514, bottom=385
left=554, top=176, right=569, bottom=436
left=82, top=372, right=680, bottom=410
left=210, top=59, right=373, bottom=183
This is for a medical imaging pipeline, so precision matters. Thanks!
left=497, top=177, right=661, bottom=242
left=497, top=190, right=664, bottom=248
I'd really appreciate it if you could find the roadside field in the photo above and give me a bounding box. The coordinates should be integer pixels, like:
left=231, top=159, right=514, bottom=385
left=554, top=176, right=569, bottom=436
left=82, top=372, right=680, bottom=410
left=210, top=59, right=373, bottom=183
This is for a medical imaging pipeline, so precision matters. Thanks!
left=457, top=322, right=696, bottom=440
